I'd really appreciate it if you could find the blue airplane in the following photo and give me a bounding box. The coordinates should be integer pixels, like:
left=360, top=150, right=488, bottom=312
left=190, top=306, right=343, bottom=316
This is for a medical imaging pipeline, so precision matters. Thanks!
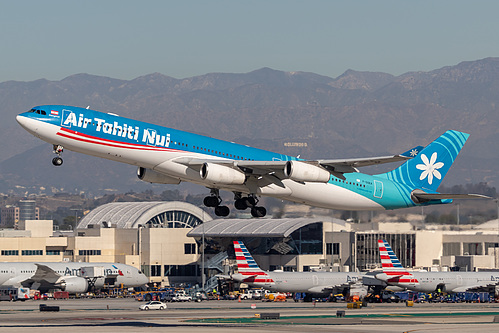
left=16, top=105, right=488, bottom=217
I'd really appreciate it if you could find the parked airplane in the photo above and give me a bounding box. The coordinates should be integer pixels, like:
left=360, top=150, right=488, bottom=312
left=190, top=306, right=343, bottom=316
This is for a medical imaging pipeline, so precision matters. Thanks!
left=16, top=105, right=489, bottom=217
left=0, top=262, right=148, bottom=293
left=230, top=240, right=361, bottom=294
left=376, top=239, right=499, bottom=293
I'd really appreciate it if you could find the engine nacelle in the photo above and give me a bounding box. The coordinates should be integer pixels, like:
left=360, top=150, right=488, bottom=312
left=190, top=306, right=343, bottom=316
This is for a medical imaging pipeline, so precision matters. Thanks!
left=284, top=161, right=330, bottom=183
left=200, top=163, right=246, bottom=185
left=55, top=276, right=89, bottom=294
left=137, top=167, right=181, bottom=184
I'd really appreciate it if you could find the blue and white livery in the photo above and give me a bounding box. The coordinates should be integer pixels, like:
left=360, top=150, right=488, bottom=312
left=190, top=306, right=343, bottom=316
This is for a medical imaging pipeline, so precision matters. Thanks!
left=16, top=105, right=488, bottom=217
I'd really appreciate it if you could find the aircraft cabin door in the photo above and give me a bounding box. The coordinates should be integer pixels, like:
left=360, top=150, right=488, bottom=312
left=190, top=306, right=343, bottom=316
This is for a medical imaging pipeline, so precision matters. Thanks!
left=457, top=275, right=463, bottom=285
left=373, top=180, right=383, bottom=199
left=9, top=268, right=15, bottom=277
left=312, top=275, right=319, bottom=285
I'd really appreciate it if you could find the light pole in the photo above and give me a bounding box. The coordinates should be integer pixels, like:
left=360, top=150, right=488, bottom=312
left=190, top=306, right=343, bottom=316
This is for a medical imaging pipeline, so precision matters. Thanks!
left=202, top=222, right=206, bottom=291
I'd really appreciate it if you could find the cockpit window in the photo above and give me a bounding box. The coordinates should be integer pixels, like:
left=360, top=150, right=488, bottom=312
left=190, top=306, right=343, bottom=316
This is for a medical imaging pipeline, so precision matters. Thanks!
left=28, top=108, right=46, bottom=115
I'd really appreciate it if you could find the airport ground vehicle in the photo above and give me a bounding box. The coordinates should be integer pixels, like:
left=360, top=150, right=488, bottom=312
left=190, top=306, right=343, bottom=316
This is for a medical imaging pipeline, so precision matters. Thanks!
left=0, top=287, right=30, bottom=301
left=365, top=291, right=401, bottom=303
left=139, top=301, right=167, bottom=310
left=173, top=290, right=192, bottom=302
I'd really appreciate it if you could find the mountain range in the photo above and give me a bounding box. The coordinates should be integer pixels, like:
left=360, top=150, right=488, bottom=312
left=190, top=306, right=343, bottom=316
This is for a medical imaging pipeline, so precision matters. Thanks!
left=0, top=58, right=497, bottom=196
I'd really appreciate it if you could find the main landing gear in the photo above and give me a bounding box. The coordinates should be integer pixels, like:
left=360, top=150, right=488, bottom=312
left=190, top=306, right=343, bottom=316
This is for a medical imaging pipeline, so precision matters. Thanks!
left=203, top=190, right=267, bottom=218
left=234, top=193, right=266, bottom=218
left=52, top=144, right=64, bottom=166
left=203, top=189, right=230, bottom=217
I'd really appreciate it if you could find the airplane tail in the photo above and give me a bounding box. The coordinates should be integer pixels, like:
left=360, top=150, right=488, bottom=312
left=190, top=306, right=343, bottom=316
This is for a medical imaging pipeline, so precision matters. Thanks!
left=233, top=240, right=273, bottom=283
left=377, top=240, right=417, bottom=284
left=376, top=130, right=469, bottom=192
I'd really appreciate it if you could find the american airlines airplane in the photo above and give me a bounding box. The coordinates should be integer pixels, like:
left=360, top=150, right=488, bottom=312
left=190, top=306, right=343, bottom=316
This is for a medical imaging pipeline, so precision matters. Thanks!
left=231, top=240, right=361, bottom=294
left=376, top=240, right=499, bottom=293
left=0, top=262, right=148, bottom=293
left=16, top=105, right=488, bottom=217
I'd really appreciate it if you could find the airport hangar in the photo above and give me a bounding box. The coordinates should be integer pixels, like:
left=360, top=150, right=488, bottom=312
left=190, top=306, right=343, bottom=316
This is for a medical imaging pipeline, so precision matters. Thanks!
left=1, top=201, right=499, bottom=289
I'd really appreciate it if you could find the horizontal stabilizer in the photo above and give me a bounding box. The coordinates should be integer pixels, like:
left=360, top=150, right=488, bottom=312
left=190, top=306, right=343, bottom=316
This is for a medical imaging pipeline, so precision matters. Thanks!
left=413, top=192, right=492, bottom=201
left=375, top=272, right=403, bottom=281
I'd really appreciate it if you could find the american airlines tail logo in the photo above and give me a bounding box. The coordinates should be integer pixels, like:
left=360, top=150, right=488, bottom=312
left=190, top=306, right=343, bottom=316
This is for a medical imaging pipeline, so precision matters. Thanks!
left=233, top=241, right=274, bottom=284
left=378, top=239, right=418, bottom=284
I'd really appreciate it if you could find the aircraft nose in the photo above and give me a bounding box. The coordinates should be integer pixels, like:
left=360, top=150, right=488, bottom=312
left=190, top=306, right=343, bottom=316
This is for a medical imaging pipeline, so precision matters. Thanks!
left=139, top=274, right=149, bottom=285
left=16, top=115, right=27, bottom=128
left=16, top=115, right=38, bottom=134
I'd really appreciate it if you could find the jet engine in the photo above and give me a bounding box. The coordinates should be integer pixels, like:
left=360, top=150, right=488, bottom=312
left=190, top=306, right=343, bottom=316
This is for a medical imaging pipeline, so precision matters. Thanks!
left=200, top=163, right=246, bottom=185
left=137, top=167, right=181, bottom=184
left=284, top=161, right=330, bottom=183
left=55, top=276, right=89, bottom=293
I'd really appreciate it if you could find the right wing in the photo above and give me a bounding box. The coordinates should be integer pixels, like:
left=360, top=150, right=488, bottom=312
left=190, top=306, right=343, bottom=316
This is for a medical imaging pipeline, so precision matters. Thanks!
left=170, top=145, right=425, bottom=179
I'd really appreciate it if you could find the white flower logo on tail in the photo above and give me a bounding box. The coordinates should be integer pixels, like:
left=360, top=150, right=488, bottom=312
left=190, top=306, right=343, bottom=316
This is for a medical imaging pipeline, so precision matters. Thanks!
left=416, top=152, right=444, bottom=185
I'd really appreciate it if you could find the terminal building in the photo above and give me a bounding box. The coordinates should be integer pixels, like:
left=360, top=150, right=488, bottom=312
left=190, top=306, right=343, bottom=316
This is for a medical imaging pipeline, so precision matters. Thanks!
left=0, top=200, right=498, bottom=290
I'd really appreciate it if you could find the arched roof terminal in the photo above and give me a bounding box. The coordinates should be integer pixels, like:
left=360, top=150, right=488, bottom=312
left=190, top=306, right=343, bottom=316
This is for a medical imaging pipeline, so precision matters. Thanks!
left=78, top=201, right=212, bottom=229
left=187, top=217, right=346, bottom=238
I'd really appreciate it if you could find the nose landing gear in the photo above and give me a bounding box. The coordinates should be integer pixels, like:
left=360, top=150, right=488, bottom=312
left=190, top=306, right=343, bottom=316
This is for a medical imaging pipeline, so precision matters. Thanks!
left=52, top=144, right=64, bottom=166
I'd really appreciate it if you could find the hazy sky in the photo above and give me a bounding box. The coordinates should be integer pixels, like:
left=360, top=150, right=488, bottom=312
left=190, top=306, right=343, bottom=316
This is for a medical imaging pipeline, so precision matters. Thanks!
left=2, top=0, right=499, bottom=82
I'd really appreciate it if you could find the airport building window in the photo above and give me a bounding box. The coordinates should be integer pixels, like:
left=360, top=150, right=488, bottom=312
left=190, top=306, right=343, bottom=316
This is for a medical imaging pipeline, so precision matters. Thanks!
left=151, top=265, right=161, bottom=277
left=78, top=250, right=101, bottom=256
left=146, top=210, right=203, bottom=228
left=290, top=223, right=323, bottom=255
left=21, top=250, right=43, bottom=256
left=332, top=243, right=340, bottom=255
left=164, top=264, right=199, bottom=277
left=463, top=243, right=482, bottom=255
left=46, top=250, right=61, bottom=255
left=269, top=265, right=280, bottom=271
left=1, top=250, right=18, bottom=256
left=326, top=242, right=340, bottom=255
left=64, top=250, right=74, bottom=256
left=326, top=243, right=332, bottom=255
left=443, top=243, right=461, bottom=256
left=283, top=266, right=296, bottom=272
left=184, top=243, right=196, bottom=254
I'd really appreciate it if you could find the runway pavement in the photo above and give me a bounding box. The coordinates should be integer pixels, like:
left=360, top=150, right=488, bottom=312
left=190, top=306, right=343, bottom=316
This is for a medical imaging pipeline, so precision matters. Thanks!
left=0, top=298, right=498, bottom=332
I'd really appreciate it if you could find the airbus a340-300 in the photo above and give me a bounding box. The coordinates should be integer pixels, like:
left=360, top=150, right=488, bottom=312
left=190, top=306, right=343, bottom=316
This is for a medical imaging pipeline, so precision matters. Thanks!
left=17, top=105, right=489, bottom=217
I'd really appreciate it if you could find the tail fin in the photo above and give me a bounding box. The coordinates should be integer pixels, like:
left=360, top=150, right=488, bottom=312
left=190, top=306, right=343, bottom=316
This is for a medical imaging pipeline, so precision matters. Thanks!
left=233, top=241, right=273, bottom=283
left=377, top=240, right=417, bottom=284
left=377, top=130, right=469, bottom=192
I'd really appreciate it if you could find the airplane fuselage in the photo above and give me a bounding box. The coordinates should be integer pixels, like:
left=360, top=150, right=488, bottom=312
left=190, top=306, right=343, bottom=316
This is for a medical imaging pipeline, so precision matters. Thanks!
left=17, top=105, right=452, bottom=213
left=232, top=271, right=361, bottom=293
left=383, top=271, right=499, bottom=293
left=0, top=262, right=148, bottom=292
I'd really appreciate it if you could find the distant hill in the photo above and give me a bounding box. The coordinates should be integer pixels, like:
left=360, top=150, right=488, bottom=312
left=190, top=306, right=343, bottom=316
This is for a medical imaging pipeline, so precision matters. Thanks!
left=0, top=58, right=498, bottom=196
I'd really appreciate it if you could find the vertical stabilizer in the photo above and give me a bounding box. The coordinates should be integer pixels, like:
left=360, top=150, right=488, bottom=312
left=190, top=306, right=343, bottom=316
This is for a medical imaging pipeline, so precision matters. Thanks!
left=377, top=130, right=469, bottom=192
left=377, top=239, right=417, bottom=284
left=233, top=241, right=273, bottom=283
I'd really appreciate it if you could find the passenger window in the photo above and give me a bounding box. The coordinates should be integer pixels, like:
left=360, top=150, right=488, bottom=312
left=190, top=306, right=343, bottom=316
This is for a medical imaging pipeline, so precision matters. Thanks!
left=41, top=110, right=46, bottom=115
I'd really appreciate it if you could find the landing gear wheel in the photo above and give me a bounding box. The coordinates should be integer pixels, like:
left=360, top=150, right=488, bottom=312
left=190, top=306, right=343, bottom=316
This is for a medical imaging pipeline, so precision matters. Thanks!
left=52, top=157, right=63, bottom=166
left=251, top=206, right=267, bottom=218
left=215, top=205, right=230, bottom=217
left=234, top=198, right=248, bottom=210
left=203, top=196, right=220, bottom=207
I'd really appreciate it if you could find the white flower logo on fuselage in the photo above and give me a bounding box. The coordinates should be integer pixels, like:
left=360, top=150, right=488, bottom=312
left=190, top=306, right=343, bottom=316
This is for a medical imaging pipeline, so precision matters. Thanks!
left=416, top=152, right=444, bottom=185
